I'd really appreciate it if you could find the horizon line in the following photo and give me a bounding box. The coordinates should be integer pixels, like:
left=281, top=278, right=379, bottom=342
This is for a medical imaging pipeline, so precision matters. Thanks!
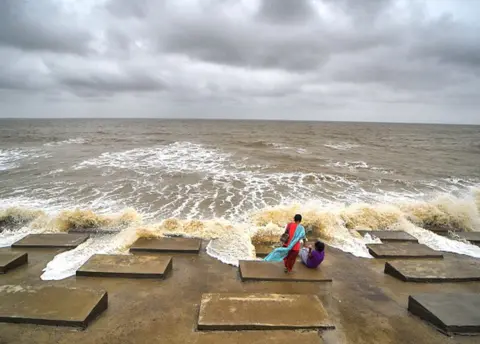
left=0, top=117, right=479, bottom=126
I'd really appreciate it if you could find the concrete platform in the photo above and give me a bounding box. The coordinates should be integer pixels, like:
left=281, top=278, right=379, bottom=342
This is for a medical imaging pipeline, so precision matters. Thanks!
left=196, top=331, right=323, bottom=344
left=385, top=260, right=480, bottom=282
left=197, top=293, right=334, bottom=331
left=77, top=254, right=172, bottom=279
left=239, top=260, right=332, bottom=282
left=11, top=233, right=90, bottom=249
left=0, top=285, right=107, bottom=328
left=367, top=243, right=443, bottom=259
left=452, top=232, right=480, bottom=245
left=408, top=293, right=480, bottom=335
left=129, top=237, right=201, bottom=253
left=0, top=251, right=28, bottom=274
left=357, top=230, right=418, bottom=243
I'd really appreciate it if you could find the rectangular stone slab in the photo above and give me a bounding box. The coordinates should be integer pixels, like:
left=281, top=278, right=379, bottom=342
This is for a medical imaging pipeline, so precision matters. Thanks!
left=129, top=237, right=201, bottom=253
left=77, top=254, right=172, bottom=278
left=452, top=232, right=480, bottom=244
left=11, top=233, right=89, bottom=249
left=357, top=230, right=418, bottom=243
left=385, top=260, right=480, bottom=282
left=239, top=260, right=332, bottom=282
left=0, top=285, right=107, bottom=328
left=367, top=243, right=443, bottom=259
left=196, top=331, right=324, bottom=344
left=424, top=226, right=451, bottom=236
left=254, top=244, right=276, bottom=258
left=408, top=293, right=480, bottom=334
left=0, top=252, right=28, bottom=274
left=198, top=293, right=334, bottom=331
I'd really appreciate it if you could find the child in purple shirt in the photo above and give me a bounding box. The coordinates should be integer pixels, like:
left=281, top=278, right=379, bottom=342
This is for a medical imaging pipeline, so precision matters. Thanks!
left=300, top=241, right=325, bottom=269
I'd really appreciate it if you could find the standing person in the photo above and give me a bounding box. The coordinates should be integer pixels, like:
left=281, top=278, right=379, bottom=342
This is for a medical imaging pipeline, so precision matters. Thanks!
left=282, top=214, right=304, bottom=273
left=300, top=240, right=325, bottom=269
left=264, top=214, right=306, bottom=273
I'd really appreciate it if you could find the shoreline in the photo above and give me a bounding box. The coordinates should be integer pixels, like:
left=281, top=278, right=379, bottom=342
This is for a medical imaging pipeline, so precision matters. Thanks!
left=1, top=240, right=480, bottom=343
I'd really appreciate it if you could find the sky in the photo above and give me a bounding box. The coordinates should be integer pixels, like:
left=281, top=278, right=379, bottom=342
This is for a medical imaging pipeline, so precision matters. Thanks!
left=0, top=0, right=479, bottom=124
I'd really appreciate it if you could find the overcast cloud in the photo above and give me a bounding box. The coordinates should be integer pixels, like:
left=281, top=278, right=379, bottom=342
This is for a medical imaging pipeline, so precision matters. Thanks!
left=0, top=0, right=479, bottom=123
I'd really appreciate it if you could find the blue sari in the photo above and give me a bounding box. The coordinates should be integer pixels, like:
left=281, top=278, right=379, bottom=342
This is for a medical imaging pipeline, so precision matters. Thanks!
left=263, top=224, right=306, bottom=262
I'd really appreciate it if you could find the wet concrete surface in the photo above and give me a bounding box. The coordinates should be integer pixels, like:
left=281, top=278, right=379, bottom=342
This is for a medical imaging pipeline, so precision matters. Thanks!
left=408, top=293, right=480, bottom=335
left=367, top=242, right=444, bottom=259
left=0, top=243, right=479, bottom=343
left=130, top=237, right=202, bottom=253
left=198, top=293, right=334, bottom=330
left=385, top=259, right=480, bottom=282
left=12, top=234, right=90, bottom=248
left=77, top=254, right=172, bottom=279
left=452, top=232, right=480, bottom=246
left=0, top=250, right=28, bottom=274
left=195, top=331, right=324, bottom=344
left=239, top=260, right=332, bottom=282
left=357, top=230, right=418, bottom=243
left=0, top=285, right=107, bottom=328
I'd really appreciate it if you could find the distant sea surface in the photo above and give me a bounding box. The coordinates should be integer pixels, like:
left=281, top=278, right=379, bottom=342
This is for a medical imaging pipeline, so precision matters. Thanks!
left=1, top=119, right=479, bottom=279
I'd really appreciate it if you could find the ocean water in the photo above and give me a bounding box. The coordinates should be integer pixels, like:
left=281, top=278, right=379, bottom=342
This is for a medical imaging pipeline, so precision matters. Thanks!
left=0, top=119, right=479, bottom=280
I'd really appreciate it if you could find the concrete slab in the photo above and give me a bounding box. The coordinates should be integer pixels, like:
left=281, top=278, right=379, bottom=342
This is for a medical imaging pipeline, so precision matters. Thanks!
left=451, top=232, right=480, bottom=245
left=197, top=293, right=334, bottom=331
left=129, top=237, right=201, bottom=253
left=0, top=252, right=28, bottom=274
left=367, top=243, right=443, bottom=259
left=253, top=244, right=276, bottom=258
left=0, top=285, right=107, bottom=328
left=357, top=230, right=418, bottom=243
left=239, top=260, right=332, bottom=282
left=196, top=331, right=323, bottom=344
left=424, top=226, right=451, bottom=236
left=77, top=254, right=172, bottom=279
left=68, top=228, right=120, bottom=234
left=11, top=233, right=90, bottom=249
left=408, top=293, right=480, bottom=335
left=385, top=260, right=480, bottom=282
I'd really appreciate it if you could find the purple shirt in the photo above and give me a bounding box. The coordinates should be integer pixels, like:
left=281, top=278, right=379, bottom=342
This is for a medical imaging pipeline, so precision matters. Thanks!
left=305, top=250, right=324, bottom=269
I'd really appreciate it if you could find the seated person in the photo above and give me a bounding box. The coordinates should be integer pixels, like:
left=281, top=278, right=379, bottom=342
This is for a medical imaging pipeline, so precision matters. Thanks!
left=300, top=240, right=325, bottom=269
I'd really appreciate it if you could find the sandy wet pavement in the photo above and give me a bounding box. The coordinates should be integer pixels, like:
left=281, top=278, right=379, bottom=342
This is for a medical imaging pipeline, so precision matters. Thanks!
left=0, top=242, right=479, bottom=344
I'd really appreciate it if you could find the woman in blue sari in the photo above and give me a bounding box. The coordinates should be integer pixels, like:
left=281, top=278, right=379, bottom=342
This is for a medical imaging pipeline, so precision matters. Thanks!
left=264, top=214, right=306, bottom=273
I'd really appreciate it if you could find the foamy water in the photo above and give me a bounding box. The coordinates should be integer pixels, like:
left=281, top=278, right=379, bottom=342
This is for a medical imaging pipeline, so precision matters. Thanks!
left=0, top=119, right=479, bottom=279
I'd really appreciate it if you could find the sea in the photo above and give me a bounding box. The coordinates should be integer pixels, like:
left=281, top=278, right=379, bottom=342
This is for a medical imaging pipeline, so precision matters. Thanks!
left=1, top=119, right=479, bottom=280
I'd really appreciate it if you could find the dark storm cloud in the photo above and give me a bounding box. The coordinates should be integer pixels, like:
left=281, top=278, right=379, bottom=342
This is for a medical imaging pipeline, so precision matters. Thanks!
left=161, top=18, right=329, bottom=71
left=326, top=0, right=391, bottom=22
left=0, top=0, right=92, bottom=54
left=0, top=0, right=479, bottom=123
left=410, top=18, right=480, bottom=70
left=58, top=72, right=166, bottom=97
left=257, top=0, right=316, bottom=24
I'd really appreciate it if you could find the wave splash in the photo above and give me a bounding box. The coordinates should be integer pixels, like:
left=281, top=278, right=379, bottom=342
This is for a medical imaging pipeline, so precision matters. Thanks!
left=2, top=187, right=480, bottom=280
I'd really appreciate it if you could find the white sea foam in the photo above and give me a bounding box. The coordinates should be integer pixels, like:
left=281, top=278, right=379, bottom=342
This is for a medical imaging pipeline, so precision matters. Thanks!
left=0, top=148, right=50, bottom=171
left=325, top=160, right=394, bottom=174
left=41, top=229, right=137, bottom=280
left=0, top=149, right=29, bottom=171
left=74, top=142, right=236, bottom=175
left=3, top=186, right=479, bottom=280
left=44, top=138, right=86, bottom=147
left=324, top=142, right=360, bottom=151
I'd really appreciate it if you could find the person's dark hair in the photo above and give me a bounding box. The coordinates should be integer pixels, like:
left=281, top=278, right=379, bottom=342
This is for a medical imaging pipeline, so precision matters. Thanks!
left=294, top=214, right=302, bottom=222
left=315, top=241, right=325, bottom=252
